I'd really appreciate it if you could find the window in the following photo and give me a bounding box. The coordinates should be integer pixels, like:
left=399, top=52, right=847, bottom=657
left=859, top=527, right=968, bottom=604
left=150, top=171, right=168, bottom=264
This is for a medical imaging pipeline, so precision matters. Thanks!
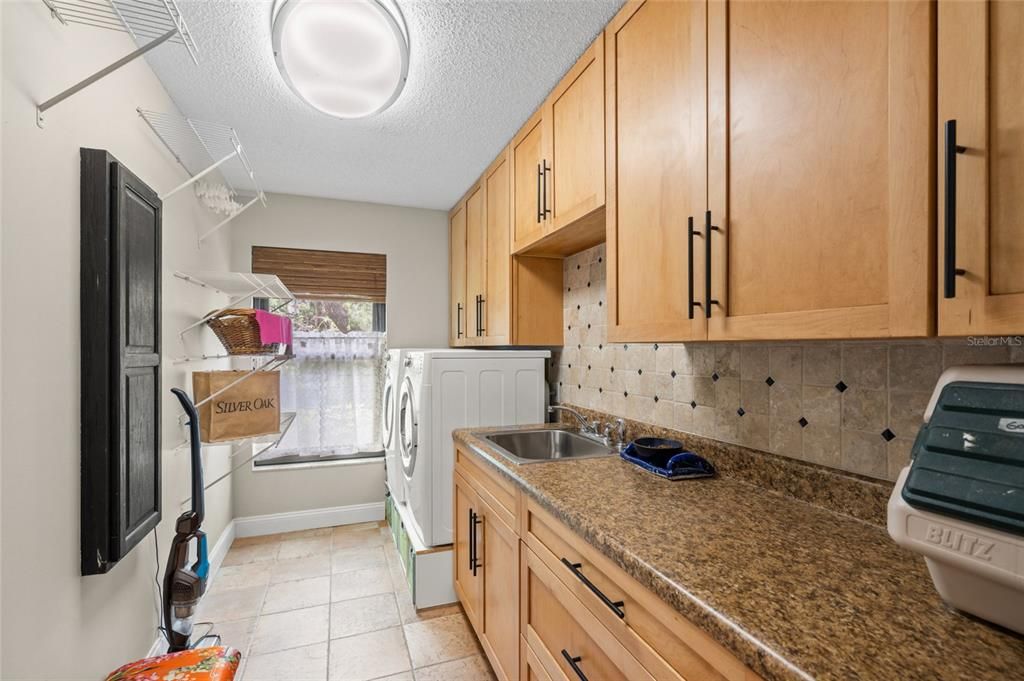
left=255, top=298, right=387, bottom=466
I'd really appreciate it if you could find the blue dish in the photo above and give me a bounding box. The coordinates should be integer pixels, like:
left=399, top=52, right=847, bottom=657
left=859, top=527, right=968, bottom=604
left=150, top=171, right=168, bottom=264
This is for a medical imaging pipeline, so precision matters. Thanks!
left=631, top=437, right=684, bottom=459
left=621, top=443, right=716, bottom=480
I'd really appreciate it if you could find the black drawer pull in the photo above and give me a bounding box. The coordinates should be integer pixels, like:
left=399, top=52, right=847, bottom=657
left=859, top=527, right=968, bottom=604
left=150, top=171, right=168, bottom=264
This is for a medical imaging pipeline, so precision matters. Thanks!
left=469, top=509, right=481, bottom=576
left=704, top=210, right=720, bottom=318
left=687, top=215, right=703, bottom=319
left=542, top=159, right=552, bottom=218
left=561, top=650, right=589, bottom=681
left=456, top=303, right=463, bottom=339
left=560, top=557, right=625, bottom=618
left=944, top=119, right=967, bottom=299
left=536, top=164, right=543, bottom=223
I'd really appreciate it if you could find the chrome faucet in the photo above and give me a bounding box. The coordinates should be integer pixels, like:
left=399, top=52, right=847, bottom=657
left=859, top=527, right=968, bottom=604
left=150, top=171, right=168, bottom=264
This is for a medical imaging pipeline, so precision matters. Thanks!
left=548, top=405, right=600, bottom=437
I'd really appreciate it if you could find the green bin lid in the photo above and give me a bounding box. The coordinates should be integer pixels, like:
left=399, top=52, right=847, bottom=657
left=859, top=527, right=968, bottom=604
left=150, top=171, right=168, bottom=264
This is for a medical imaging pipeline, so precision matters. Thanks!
left=902, top=381, right=1024, bottom=537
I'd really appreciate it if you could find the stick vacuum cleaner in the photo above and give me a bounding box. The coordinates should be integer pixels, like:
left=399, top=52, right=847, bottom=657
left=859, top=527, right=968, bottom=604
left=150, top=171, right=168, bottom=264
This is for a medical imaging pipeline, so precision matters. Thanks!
left=165, top=388, right=210, bottom=652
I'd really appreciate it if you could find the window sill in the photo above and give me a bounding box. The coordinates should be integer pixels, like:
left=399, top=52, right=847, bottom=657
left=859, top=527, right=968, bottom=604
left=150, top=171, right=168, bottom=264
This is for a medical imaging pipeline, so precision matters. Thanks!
left=251, top=457, right=385, bottom=473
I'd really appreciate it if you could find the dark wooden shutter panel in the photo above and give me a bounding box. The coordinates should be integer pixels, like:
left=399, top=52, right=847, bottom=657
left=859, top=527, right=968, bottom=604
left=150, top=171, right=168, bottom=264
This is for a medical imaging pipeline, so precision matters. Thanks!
left=252, top=246, right=386, bottom=301
left=81, top=149, right=162, bottom=575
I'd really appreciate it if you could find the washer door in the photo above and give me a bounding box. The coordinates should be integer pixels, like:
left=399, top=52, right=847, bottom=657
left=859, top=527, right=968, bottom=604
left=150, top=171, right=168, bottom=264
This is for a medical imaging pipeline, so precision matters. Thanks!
left=399, top=377, right=417, bottom=477
left=382, top=381, right=396, bottom=449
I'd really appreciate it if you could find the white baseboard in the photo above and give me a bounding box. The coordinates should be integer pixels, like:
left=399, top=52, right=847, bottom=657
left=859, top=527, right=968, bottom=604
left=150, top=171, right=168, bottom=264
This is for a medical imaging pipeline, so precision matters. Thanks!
left=233, top=501, right=385, bottom=538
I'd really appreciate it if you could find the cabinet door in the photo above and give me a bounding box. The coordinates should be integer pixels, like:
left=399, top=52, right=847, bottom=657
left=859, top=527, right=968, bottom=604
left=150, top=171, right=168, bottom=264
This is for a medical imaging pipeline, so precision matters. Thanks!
left=547, top=34, right=605, bottom=232
left=484, top=150, right=512, bottom=344
left=605, top=0, right=708, bottom=342
left=707, top=0, right=934, bottom=340
left=454, top=473, right=482, bottom=629
left=479, top=501, right=520, bottom=681
left=938, top=0, right=1024, bottom=335
left=512, top=110, right=547, bottom=252
left=449, top=202, right=468, bottom=345
left=466, top=183, right=487, bottom=339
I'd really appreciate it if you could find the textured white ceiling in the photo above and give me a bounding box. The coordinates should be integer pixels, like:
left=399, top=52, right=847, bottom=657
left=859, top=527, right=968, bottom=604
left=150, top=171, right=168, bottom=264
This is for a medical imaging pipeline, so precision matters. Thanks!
left=144, top=0, right=625, bottom=210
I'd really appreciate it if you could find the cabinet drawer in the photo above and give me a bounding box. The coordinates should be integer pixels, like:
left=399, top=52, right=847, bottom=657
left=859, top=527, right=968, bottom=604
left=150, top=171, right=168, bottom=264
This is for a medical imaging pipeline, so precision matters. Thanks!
left=455, top=446, right=519, bottom=529
left=523, top=545, right=654, bottom=681
left=523, top=498, right=758, bottom=681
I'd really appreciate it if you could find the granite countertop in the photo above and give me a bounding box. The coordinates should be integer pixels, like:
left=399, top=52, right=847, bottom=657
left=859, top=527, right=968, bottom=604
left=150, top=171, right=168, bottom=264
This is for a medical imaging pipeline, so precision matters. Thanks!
left=453, top=424, right=1024, bottom=681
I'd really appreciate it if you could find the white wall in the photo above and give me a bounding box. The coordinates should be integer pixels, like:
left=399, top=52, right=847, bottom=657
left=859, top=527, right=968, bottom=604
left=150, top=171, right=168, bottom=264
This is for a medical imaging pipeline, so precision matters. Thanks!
left=228, top=192, right=448, bottom=518
left=2, top=4, right=236, bottom=678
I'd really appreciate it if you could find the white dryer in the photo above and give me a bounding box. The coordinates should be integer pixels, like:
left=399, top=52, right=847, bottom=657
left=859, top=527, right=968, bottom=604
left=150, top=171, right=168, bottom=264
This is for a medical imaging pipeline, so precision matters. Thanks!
left=398, top=349, right=550, bottom=547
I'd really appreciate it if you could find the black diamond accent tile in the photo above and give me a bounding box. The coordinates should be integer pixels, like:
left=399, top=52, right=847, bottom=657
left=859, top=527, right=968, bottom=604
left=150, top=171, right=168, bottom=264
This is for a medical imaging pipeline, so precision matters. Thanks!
left=671, top=370, right=677, bottom=378
left=577, top=304, right=581, bottom=310
left=576, top=264, right=581, bottom=270
left=587, top=323, right=591, bottom=329
left=690, top=400, right=697, bottom=409
left=577, top=384, right=581, bottom=390
left=654, top=343, right=659, bottom=350
left=765, top=376, right=775, bottom=386
left=737, top=407, right=745, bottom=417
left=587, top=281, right=591, bottom=287
left=798, top=417, right=809, bottom=428
left=835, top=380, right=848, bottom=393
left=587, top=365, right=592, bottom=371
left=624, top=391, right=629, bottom=398
left=712, top=372, right=720, bottom=382
left=599, top=300, right=603, bottom=307
left=598, top=387, right=603, bottom=393
left=568, top=325, right=572, bottom=330
left=598, top=344, right=603, bottom=350
left=610, top=366, right=615, bottom=373
left=623, top=344, right=629, bottom=350
left=638, top=369, right=643, bottom=375
left=881, top=428, right=896, bottom=442
left=654, top=396, right=660, bottom=403
left=598, top=257, right=603, bottom=263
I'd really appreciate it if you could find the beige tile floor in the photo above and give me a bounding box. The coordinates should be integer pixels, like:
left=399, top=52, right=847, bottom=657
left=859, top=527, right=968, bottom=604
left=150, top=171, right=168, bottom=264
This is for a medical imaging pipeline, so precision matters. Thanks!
left=197, top=521, right=497, bottom=681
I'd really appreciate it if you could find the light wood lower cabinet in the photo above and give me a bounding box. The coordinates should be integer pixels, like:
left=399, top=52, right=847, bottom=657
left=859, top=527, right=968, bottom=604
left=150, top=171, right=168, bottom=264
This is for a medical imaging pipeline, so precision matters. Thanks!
left=454, top=446, right=761, bottom=681
left=937, top=0, right=1024, bottom=335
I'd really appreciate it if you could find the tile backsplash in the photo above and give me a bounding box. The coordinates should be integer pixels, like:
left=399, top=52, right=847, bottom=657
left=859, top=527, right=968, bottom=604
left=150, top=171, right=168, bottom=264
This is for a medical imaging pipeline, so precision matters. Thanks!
left=552, top=243, right=1024, bottom=481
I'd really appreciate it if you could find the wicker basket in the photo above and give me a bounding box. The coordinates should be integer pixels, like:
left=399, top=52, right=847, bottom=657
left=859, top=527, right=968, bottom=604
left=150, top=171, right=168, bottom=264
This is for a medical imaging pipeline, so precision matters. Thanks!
left=206, top=308, right=279, bottom=355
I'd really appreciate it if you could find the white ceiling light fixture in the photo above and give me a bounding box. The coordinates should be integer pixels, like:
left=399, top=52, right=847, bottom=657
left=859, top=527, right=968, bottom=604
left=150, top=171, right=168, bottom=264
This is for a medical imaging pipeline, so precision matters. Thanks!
left=272, top=0, right=409, bottom=119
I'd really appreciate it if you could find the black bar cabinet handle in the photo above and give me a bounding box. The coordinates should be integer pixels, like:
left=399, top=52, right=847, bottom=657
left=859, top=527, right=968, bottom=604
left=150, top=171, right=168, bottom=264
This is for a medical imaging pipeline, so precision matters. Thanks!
left=542, top=160, right=552, bottom=217
left=536, top=164, right=543, bottom=223
left=944, top=119, right=967, bottom=299
left=467, top=508, right=475, bottom=570
left=561, top=650, right=589, bottom=681
left=470, top=509, right=481, bottom=576
left=456, top=303, right=463, bottom=339
left=704, top=209, right=720, bottom=319
left=478, top=295, right=485, bottom=336
left=687, top=216, right=703, bottom=319
left=560, top=557, right=626, bottom=618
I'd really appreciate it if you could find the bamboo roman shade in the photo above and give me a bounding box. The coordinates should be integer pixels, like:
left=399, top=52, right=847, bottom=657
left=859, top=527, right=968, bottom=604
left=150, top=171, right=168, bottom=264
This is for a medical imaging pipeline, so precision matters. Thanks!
left=252, top=246, right=387, bottom=302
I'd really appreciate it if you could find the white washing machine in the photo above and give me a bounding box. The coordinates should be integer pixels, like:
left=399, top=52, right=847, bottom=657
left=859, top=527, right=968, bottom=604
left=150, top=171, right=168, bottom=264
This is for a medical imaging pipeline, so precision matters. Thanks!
left=398, top=349, right=550, bottom=547
left=382, top=348, right=417, bottom=505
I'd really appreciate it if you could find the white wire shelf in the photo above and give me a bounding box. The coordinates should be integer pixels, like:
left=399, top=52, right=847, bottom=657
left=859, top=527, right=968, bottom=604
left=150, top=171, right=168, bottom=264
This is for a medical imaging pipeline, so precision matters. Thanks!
left=37, top=0, right=198, bottom=125
left=178, top=411, right=297, bottom=508
left=173, top=271, right=293, bottom=342
left=139, top=109, right=267, bottom=242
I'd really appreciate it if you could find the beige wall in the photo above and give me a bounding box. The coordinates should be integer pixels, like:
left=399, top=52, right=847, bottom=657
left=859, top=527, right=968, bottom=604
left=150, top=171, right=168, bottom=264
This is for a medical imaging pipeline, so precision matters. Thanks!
left=1, top=4, right=236, bottom=678
left=228, top=193, right=448, bottom=518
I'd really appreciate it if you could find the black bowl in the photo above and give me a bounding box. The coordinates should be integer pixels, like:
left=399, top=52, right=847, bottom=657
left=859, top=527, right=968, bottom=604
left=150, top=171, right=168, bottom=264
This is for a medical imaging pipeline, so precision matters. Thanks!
left=631, top=437, right=684, bottom=459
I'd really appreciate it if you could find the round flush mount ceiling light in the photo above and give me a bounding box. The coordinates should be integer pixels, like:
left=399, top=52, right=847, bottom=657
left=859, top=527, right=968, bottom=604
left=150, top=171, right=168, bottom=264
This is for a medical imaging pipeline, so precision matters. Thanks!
left=272, top=0, right=409, bottom=119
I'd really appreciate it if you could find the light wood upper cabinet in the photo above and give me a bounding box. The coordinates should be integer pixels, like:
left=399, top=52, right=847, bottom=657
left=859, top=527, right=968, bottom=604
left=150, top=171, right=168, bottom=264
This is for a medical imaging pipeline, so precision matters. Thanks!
left=938, top=0, right=1024, bottom=336
left=449, top=202, right=468, bottom=346
left=449, top=147, right=563, bottom=347
left=465, top=183, right=487, bottom=340
left=511, top=111, right=547, bottom=253
left=511, top=35, right=607, bottom=257
left=605, top=0, right=708, bottom=343
left=484, top=152, right=512, bottom=344
left=545, top=35, right=606, bottom=236
left=706, top=0, right=935, bottom=340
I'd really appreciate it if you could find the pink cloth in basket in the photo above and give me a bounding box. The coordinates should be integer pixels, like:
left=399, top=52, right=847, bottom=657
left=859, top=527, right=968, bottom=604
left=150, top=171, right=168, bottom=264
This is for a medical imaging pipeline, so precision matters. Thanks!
left=254, top=310, right=293, bottom=347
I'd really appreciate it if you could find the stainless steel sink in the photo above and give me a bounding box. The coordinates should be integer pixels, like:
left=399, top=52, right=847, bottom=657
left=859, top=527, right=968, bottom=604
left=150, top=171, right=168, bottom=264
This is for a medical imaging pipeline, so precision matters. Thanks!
left=482, top=429, right=616, bottom=464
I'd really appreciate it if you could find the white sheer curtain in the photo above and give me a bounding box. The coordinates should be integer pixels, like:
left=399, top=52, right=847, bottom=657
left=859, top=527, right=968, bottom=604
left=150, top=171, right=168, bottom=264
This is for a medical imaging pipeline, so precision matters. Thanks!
left=258, top=332, right=386, bottom=463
